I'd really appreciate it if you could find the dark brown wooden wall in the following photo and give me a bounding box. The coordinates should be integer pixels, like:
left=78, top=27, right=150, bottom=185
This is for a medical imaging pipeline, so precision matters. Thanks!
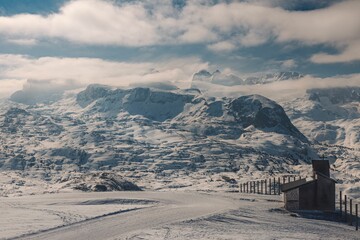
left=316, top=174, right=335, bottom=211
left=299, top=182, right=317, bottom=210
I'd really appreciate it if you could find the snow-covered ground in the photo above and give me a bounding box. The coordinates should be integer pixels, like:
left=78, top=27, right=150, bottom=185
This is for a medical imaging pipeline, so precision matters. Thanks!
left=0, top=192, right=157, bottom=239
left=1, top=191, right=358, bottom=240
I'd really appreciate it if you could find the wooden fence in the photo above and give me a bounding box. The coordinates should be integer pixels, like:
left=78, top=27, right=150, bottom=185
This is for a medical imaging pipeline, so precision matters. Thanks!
left=239, top=178, right=359, bottom=231
left=239, top=175, right=302, bottom=196
left=339, top=191, right=359, bottom=231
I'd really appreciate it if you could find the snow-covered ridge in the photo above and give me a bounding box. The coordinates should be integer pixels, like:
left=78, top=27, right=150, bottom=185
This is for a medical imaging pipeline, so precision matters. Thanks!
left=228, top=95, right=308, bottom=143
left=75, top=85, right=307, bottom=142
left=307, top=87, right=360, bottom=105
left=0, top=85, right=314, bottom=178
left=281, top=87, right=360, bottom=149
left=77, top=85, right=195, bottom=121
left=192, top=70, right=303, bottom=87
left=1, top=85, right=358, bottom=197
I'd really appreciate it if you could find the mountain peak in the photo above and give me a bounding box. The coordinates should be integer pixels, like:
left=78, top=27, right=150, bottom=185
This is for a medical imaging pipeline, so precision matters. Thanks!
left=229, top=94, right=308, bottom=142
left=192, top=70, right=304, bottom=87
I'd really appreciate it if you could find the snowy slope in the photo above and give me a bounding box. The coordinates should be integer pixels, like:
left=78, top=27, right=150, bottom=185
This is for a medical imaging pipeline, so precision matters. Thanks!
left=278, top=87, right=360, bottom=198
left=281, top=87, right=360, bottom=149
left=0, top=85, right=319, bottom=195
left=191, top=71, right=359, bottom=149
left=1, top=85, right=359, bottom=198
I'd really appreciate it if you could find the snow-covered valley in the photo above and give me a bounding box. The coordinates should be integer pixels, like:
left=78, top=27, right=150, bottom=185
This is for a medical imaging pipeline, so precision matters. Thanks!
left=0, top=81, right=359, bottom=239
left=2, top=191, right=359, bottom=240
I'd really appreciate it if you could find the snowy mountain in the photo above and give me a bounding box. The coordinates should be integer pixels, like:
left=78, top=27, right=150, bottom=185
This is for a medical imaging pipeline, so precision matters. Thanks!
left=10, top=89, right=64, bottom=105
left=191, top=70, right=303, bottom=87
left=1, top=84, right=359, bottom=196
left=0, top=85, right=320, bottom=193
left=191, top=70, right=360, bottom=150
left=281, top=87, right=360, bottom=149
left=278, top=87, right=360, bottom=196
left=307, top=87, right=360, bottom=105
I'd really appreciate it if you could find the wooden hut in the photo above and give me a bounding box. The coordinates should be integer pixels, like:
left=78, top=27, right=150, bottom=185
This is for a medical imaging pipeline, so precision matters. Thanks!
left=281, top=160, right=336, bottom=211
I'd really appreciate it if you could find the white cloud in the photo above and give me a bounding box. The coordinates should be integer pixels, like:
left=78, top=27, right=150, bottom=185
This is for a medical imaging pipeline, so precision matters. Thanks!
left=0, top=54, right=208, bottom=98
left=199, top=73, right=360, bottom=101
left=0, top=0, right=359, bottom=62
left=1, top=53, right=358, bottom=100
left=0, top=79, right=27, bottom=98
left=310, top=41, right=360, bottom=63
left=281, top=59, right=297, bottom=69
left=7, top=38, right=37, bottom=46
left=207, top=41, right=237, bottom=53
left=180, top=25, right=218, bottom=43
left=238, top=29, right=269, bottom=47
left=0, top=0, right=159, bottom=46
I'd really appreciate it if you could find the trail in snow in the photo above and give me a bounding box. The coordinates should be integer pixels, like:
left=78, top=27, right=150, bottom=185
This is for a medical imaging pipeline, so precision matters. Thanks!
left=13, top=192, right=236, bottom=240
left=3, top=191, right=359, bottom=240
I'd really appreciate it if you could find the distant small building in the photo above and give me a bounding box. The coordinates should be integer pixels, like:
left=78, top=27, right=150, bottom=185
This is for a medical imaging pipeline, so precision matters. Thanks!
left=281, top=160, right=336, bottom=212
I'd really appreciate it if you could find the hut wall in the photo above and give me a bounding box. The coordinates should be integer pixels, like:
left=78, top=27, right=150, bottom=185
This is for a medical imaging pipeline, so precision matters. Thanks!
left=316, top=174, right=335, bottom=211
left=299, top=181, right=317, bottom=210
left=284, top=188, right=299, bottom=210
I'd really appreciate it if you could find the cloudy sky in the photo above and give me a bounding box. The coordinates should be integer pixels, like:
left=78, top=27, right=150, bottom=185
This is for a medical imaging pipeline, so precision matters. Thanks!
left=0, top=0, right=359, bottom=98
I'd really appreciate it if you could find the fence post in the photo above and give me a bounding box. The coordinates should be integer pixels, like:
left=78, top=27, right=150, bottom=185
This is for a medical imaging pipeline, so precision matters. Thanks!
left=257, top=181, right=260, bottom=194
left=261, top=180, right=263, bottom=194
left=356, top=204, right=358, bottom=231
left=288, top=176, right=290, bottom=183
left=350, top=199, right=353, bottom=226
left=345, top=195, right=347, bottom=222
left=269, top=178, right=272, bottom=195
left=247, top=182, right=249, bottom=193
left=340, top=191, right=342, bottom=218
left=273, top=178, right=276, bottom=195
left=293, top=176, right=296, bottom=182
left=283, top=176, right=286, bottom=184
left=278, top=177, right=281, bottom=195
left=265, top=179, right=267, bottom=195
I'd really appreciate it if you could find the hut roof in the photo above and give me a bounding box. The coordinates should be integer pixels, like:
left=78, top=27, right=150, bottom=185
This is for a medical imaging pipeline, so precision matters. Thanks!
left=281, top=172, right=337, bottom=193
left=281, top=178, right=315, bottom=192
left=315, top=171, right=337, bottom=183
